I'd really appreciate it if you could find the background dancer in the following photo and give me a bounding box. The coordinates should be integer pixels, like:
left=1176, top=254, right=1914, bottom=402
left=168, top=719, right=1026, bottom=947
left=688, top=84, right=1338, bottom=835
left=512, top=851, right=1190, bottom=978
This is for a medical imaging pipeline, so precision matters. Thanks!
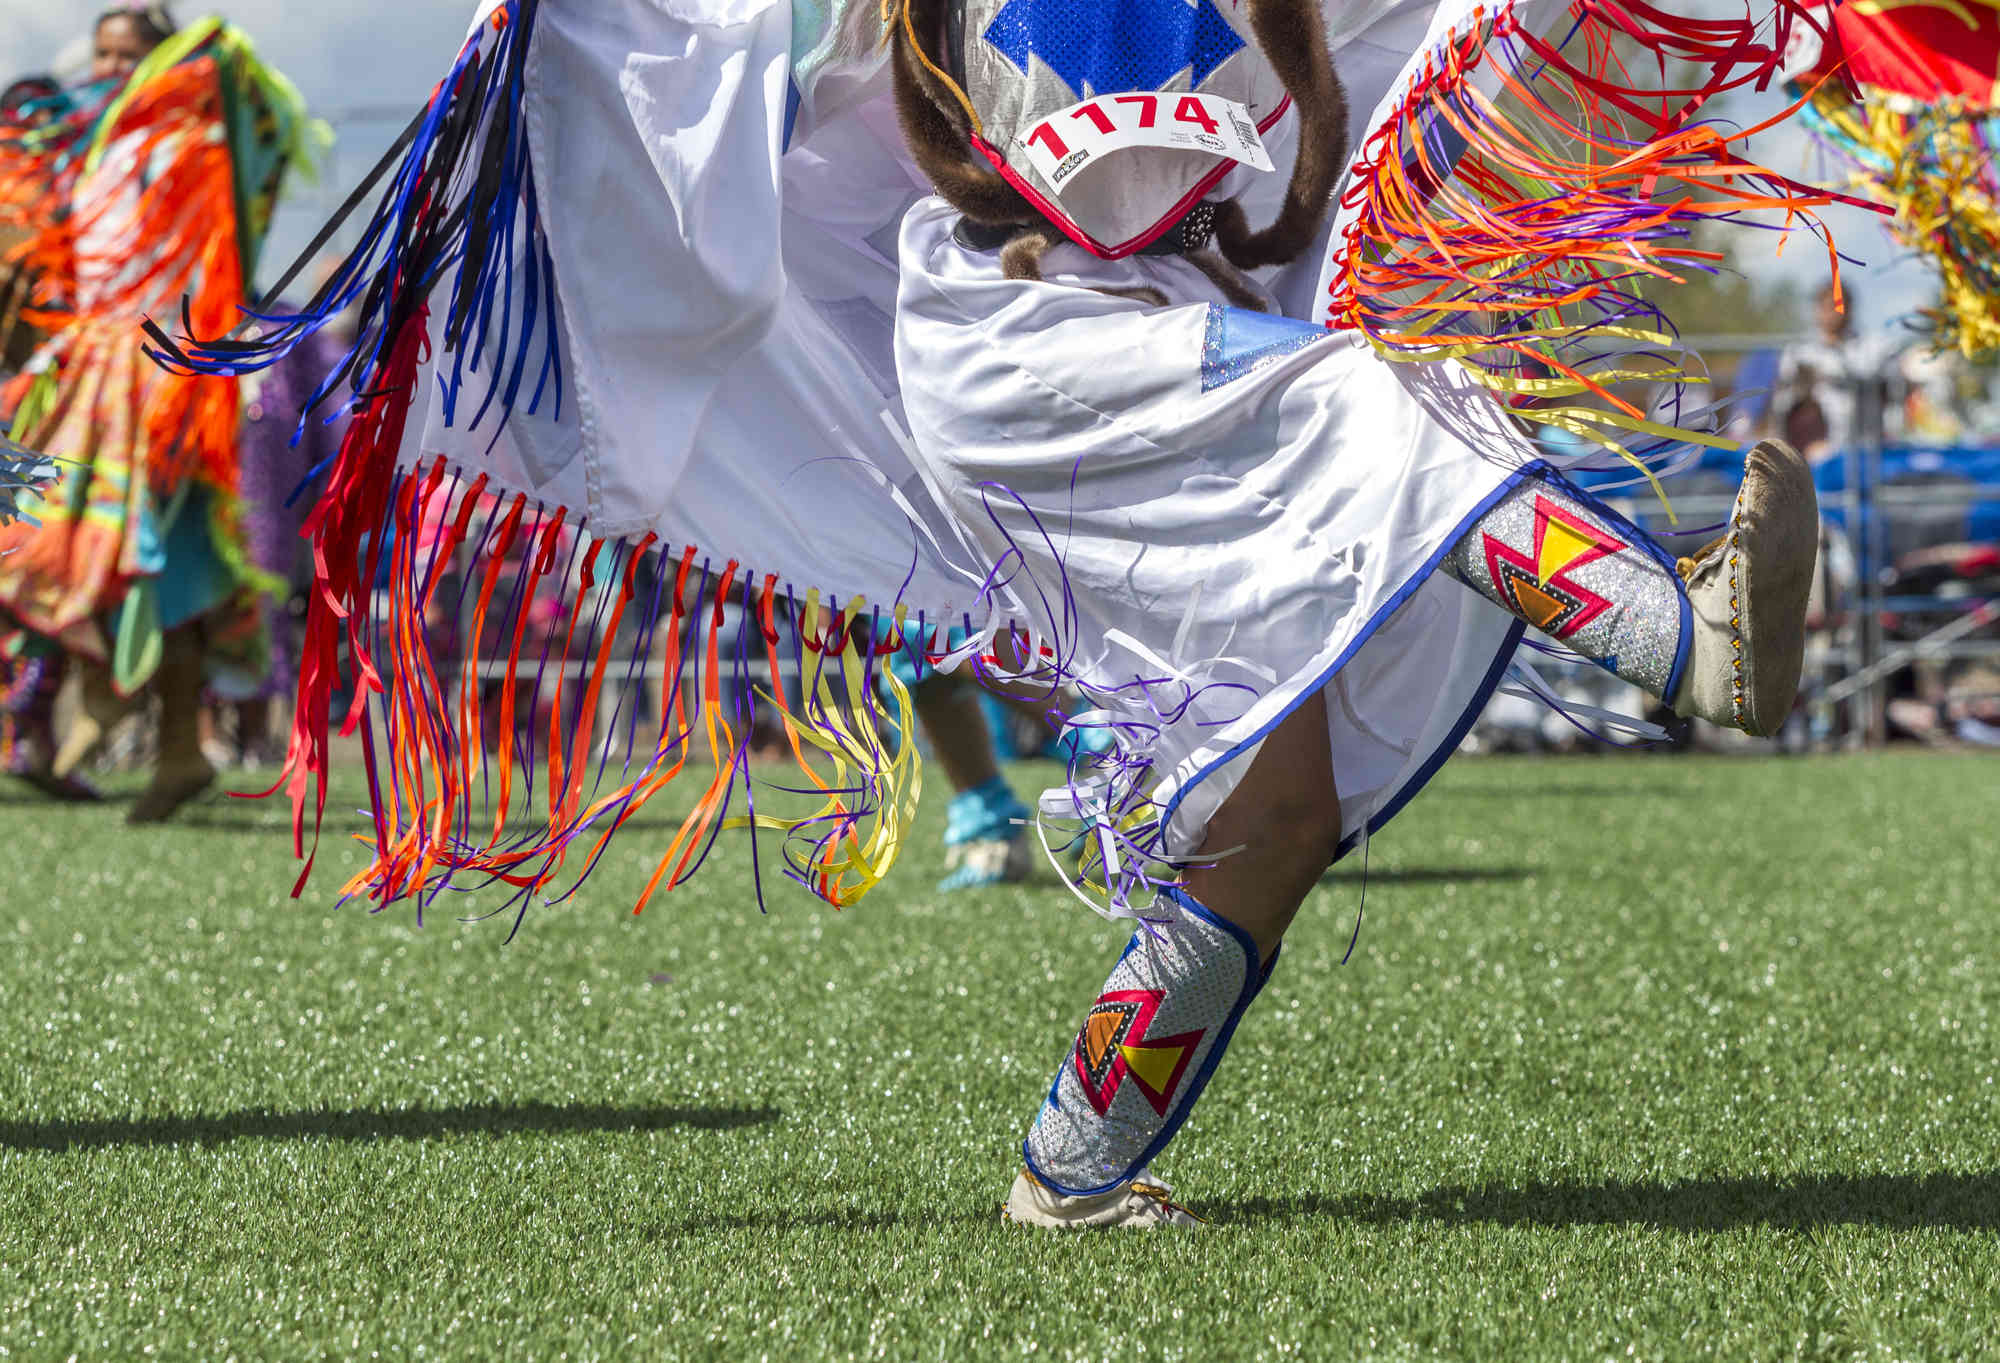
left=901, top=670, right=1037, bottom=893
left=0, top=5, right=314, bottom=818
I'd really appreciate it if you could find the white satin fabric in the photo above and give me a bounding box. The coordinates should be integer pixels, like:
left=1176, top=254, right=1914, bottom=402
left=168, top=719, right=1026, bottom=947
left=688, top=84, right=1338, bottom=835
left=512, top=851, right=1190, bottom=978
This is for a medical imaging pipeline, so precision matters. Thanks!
left=399, top=0, right=1542, bottom=884
left=893, top=199, right=1529, bottom=857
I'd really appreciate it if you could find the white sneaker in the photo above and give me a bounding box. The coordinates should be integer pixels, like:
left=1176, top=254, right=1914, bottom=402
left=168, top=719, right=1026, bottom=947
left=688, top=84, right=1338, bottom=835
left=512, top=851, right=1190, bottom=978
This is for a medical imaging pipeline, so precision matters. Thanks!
left=1670, top=440, right=1817, bottom=737
left=1000, top=1168, right=1206, bottom=1229
left=938, top=835, right=1036, bottom=892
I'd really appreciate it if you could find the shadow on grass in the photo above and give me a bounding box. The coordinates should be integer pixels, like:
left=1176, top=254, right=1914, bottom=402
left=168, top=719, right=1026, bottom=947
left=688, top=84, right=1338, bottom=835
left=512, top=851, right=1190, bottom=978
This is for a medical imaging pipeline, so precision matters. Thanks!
left=1218, top=1172, right=2000, bottom=1231
left=0, top=1102, right=781, bottom=1152
left=1319, top=866, right=1533, bottom=887
left=653, top=1205, right=995, bottom=1238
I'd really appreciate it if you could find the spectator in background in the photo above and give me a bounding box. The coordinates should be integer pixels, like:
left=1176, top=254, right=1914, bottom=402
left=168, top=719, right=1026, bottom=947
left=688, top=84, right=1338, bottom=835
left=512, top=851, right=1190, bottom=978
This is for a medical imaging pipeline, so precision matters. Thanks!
left=1773, top=282, right=1876, bottom=462
left=1897, top=343, right=1974, bottom=445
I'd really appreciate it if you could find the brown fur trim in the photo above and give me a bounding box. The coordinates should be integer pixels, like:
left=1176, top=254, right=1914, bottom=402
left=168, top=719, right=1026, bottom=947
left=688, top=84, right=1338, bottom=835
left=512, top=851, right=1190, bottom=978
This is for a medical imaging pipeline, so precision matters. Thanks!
left=891, top=0, right=1039, bottom=227
left=895, top=0, right=969, bottom=130
left=1002, top=225, right=1169, bottom=307
left=999, top=225, right=1060, bottom=281
left=1184, top=249, right=1269, bottom=312
left=1213, top=0, right=1349, bottom=271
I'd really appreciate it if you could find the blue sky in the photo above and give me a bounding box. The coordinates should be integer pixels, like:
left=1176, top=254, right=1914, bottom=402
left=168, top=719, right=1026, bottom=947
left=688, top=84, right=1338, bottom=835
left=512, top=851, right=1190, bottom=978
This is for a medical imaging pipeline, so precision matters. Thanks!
left=4, top=0, right=1932, bottom=337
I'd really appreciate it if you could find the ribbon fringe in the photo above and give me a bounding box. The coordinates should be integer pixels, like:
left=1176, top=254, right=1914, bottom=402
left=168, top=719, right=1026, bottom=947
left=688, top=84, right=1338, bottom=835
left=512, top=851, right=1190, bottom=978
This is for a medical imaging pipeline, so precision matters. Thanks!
left=155, top=0, right=926, bottom=920
left=1324, top=0, right=1875, bottom=485
left=147, top=0, right=561, bottom=447
left=296, top=453, right=920, bottom=927
left=149, top=0, right=1865, bottom=920
left=1798, top=85, right=2000, bottom=357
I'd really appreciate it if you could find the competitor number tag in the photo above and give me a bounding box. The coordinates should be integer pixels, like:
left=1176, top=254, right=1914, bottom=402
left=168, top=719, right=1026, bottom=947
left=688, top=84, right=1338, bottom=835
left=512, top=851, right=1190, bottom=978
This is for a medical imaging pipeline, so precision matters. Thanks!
left=1015, top=91, right=1275, bottom=195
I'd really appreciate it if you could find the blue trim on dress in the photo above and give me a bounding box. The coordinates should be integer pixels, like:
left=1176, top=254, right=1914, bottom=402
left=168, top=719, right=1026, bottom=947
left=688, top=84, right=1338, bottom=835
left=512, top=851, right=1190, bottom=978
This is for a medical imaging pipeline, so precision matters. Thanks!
left=1336, top=619, right=1526, bottom=857
left=1200, top=305, right=1331, bottom=391
left=783, top=77, right=801, bottom=153
left=1156, top=461, right=1549, bottom=861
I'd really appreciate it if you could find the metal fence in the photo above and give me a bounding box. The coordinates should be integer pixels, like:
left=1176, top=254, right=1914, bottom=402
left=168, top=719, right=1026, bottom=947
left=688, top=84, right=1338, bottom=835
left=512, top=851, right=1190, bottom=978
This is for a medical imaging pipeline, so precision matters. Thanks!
left=1572, top=335, right=2000, bottom=750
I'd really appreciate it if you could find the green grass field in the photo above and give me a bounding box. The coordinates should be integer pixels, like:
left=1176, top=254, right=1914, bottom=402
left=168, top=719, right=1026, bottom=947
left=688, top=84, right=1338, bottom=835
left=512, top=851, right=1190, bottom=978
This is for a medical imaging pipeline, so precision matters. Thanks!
left=4, top=752, right=1998, bottom=1361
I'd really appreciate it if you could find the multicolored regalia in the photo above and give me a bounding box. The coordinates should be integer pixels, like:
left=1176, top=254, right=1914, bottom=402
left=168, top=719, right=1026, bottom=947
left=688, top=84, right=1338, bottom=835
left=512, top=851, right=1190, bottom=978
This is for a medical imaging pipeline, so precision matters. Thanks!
left=0, top=19, right=315, bottom=695
left=1790, top=0, right=2000, bottom=355
left=150, top=0, right=1849, bottom=1221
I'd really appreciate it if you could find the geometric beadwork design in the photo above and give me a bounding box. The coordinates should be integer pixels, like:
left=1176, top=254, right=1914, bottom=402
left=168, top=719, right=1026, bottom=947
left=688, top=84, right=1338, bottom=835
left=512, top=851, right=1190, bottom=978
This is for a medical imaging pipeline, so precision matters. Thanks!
left=1072, top=988, right=1205, bottom=1118
left=1480, top=494, right=1629, bottom=640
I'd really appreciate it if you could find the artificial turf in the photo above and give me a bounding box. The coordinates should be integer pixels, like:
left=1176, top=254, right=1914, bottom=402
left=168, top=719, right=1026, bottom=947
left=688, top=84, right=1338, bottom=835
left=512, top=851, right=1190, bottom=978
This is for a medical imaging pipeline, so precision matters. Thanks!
left=3, top=751, right=1997, bottom=1361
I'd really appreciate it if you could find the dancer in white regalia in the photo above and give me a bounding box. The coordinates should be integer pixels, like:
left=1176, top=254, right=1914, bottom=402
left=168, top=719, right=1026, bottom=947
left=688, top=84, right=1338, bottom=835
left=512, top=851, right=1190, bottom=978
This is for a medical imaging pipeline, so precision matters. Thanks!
left=144, top=0, right=1844, bottom=1226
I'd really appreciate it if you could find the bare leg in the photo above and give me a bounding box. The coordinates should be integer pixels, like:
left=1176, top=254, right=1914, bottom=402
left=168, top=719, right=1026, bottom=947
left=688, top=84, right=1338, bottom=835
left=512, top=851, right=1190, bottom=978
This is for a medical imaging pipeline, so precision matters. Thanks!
left=1182, top=694, right=1342, bottom=961
left=910, top=679, right=1002, bottom=791
left=236, top=696, right=271, bottom=751
left=909, top=676, right=1035, bottom=891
